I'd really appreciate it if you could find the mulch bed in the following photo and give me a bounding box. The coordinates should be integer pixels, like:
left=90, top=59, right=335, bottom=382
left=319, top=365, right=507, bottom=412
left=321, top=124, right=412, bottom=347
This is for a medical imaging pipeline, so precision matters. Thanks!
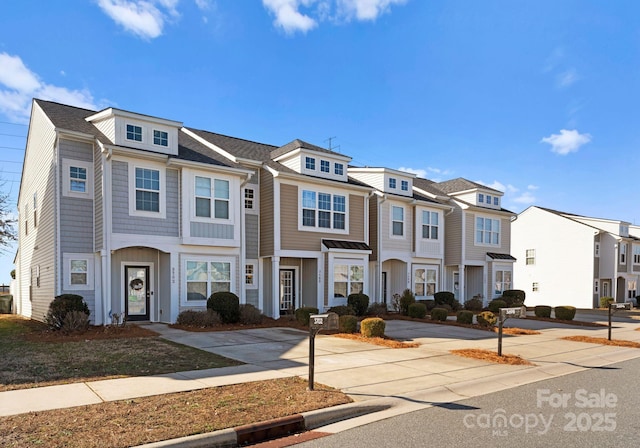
left=451, top=348, right=535, bottom=365
left=561, top=335, right=640, bottom=348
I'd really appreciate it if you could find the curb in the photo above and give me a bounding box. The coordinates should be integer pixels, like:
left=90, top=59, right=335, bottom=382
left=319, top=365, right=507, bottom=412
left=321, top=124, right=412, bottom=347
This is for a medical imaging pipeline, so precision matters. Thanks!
left=134, top=402, right=391, bottom=448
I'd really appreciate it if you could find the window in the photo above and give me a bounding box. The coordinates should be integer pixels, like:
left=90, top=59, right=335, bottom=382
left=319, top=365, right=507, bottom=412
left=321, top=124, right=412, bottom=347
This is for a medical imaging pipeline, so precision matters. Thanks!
left=421, top=211, right=439, bottom=239
left=33, top=192, right=37, bottom=228
left=595, top=242, right=600, bottom=258
left=63, top=253, right=93, bottom=290
left=594, top=280, right=599, bottom=294
left=126, top=124, right=142, bottom=142
left=70, top=166, right=87, bottom=193
left=493, top=197, right=499, bottom=206
left=486, top=195, right=492, bottom=204
left=333, top=264, right=364, bottom=298
left=195, top=176, right=229, bottom=219
left=24, top=204, right=28, bottom=236
left=244, top=188, right=254, bottom=209
left=392, top=206, right=404, bottom=236
left=301, top=190, right=346, bottom=230
left=628, top=280, right=637, bottom=299
left=401, top=180, right=409, bottom=191
left=305, top=157, right=315, bottom=170
left=478, top=193, right=484, bottom=203
left=135, top=168, right=160, bottom=212
left=153, top=130, right=168, bottom=147
left=335, top=163, right=344, bottom=175
left=633, top=245, right=640, bottom=264
left=70, top=259, right=88, bottom=285
left=63, top=159, right=93, bottom=199
left=320, top=160, right=330, bottom=173
left=185, top=260, right=232, bottom=302
left=414, top=267, right=437, bottom=297
left=526, top=249, right=535, bottom=265
left=620, top=243, right=627, bottom=264
left=476, top=217, right=500, bottom=245
left=389, top=178, right=396, bottom=189
left=245, top=264, right=255, bottom=287
left=532, top=282, right=539, bottom=292
left=494, top=269, right=512, bottom=296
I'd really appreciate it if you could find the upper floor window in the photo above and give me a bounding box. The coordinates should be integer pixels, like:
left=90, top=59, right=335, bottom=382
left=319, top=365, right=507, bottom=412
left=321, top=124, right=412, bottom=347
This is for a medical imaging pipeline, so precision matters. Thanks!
left=135, top=168, right=160, bottom=212
left=620, top=225, right=629, bottom=237
left=493, top=197, right=499, bottom=206
left=335, top=163, right=344, bottom=175
left=320, top=160, right=330, bottom=173
left=70, top=166, right=87, bottom=193
left=478, top=193, right=484, bottom=203
left=526, top=249, right=535, bottom=265
left=633, top=245, right=640, bottom=265
left=595, top=242, right=600, bottom=257
left=63, top=159, right=93, bottom=199
left=301, top=190, right=346, bottom=230
left=244, top=188, right=254, bottom=209
left=620, top=243, right=627, bottom=264
left=153, top=130, right=168, bottom=147
left=126, top=124, right=142, bottom=142
left=389, top=178, right=397, bottom=189
left=401, top=180, right=409, bottom=191
left=392, top=206, right=404, bottom=236
left=476, top=216, right=500, bottom=245
left=486, top=195, right=492, bottom=204
left=195, top=176, right=229, bottom=219
left=33, top=192, right=37, bottom=228
left=422, top=211, right=439, bottom=239
left=305, top=157, right=315, bottom=170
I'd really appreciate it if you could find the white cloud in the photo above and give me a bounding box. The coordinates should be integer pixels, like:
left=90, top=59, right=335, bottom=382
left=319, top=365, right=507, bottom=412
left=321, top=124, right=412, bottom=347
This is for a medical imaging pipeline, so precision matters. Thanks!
left=96, top=0, right=174, bottom=39
left=527, top=184, right=539, bottom=190
left=541, top=129, right=591, bottom=155
left=262, top=0, right=318, bottom=34
left=513, top=191, right=536, bottom=205
left=195, top=0, right=209, bottom=10
left=398, top=167, right=427, bottom=178
left=0, top=53, right=100, bottom=123
left=337, top=0, right=407, bottom=21
left=475, top=180, right=506, bottom=192
left=557, top=68, right=578, bottom=88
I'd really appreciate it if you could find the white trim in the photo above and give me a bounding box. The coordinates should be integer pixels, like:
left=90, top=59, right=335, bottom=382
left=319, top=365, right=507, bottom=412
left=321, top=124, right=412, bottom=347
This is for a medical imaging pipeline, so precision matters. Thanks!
left=245, top=260, right=258, bottom=289
left=180, top=255, right=237, bottom=307
left=327, top=254, right=369, bottom=308
left=121, top=262, right=155, bottom=321
left=390, top=204, right=406, bottom=239
left=474, top=214, right=501, bottom=247
left=412, top=264, right=439, bottom=299
left=62, top=159, right=94, bottom=199
left=128, top=161, right=167, bottom=219
left=298, top=186, right=349, bottom=234
left=63, top=253, right=94, bottom=290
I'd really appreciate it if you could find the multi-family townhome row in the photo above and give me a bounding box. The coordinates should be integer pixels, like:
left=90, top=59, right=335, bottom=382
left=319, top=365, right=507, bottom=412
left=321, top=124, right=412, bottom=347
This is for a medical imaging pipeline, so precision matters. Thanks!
left=512, top=206, right=640, bottom=309
left=14, top=99, right=517, bottom=325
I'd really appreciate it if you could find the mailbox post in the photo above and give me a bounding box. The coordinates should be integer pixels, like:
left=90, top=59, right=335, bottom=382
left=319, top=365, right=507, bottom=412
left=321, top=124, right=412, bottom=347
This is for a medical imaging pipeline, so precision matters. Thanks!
left=308, top=312, right=339, bottom=391
left=497, top=306, right=527, bottom=356
left=608, top=302, right=631, bottom=341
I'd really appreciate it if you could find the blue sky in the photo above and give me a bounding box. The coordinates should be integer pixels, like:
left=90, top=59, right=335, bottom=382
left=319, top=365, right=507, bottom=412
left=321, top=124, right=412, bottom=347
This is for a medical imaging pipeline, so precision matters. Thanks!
left=0, top=0, right=639, bottom=283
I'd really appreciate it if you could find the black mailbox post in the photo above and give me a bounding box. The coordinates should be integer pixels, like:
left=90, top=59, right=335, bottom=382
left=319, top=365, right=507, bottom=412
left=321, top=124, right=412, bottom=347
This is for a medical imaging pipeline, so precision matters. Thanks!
left=497, top=306, right=527, bottom=356
left=308, top=312, right=338, bottom=391
left=608, top=302, right=631, bottom=341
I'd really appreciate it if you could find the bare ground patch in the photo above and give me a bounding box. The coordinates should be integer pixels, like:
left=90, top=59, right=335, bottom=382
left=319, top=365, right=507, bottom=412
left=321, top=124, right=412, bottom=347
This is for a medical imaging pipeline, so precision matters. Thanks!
left=333, top=333, right=420, bottom=348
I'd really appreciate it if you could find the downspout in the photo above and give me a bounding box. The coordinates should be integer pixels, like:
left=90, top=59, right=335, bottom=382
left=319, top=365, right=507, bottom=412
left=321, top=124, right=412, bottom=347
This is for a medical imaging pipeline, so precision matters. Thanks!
left=376, top=191, right=387, bottom=304
left=54, top=134, right=61, bottom=296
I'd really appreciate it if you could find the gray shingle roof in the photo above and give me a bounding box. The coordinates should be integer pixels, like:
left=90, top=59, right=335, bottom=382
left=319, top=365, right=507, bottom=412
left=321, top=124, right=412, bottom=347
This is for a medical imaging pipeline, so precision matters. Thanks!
left=270, top=139, right=343, bottom=159
left=435, top=177, right=502, bottom=194
left=412, top=177, right=448, bottom=197
left=185, top=128, right=278, bottom=162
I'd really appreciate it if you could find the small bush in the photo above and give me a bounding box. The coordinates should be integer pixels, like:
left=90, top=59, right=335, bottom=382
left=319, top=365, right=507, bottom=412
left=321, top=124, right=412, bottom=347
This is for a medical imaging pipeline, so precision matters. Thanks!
left=294, top=307, right=319, bottom=325
left=534, top=305, right=552, bottom=318
left=328, top=305, right=355, bottom=316
left=451, top=299, right=462, bottom=312
left=430, top=307, right=448, bottom=322
left=240, top=304, right=263, bottom=324
left=367, top=302, right=388, bottom=316
left=436, top=303, right=452, bottom=313
left=176, top=309, right=221, bottom=327
left=347, top=293, right=370, bottom=317
left=600, top=297, right=614, bottom=308
left=207, top=292, right=240, bottom=324
left=61, top=311, right=90, bottom=334
left=554, top=306, right=577, bottom=321
left=456, top=310, right=474, bottom=325
left=464, top=298, right=483, bottom=312
left=419, top=299, right=436, bottom=311
left=408, top=302, right=427, bottom=319
left=488, top=299, right=507, bottom=314
left=502, top=290, right=526, bottom=307
left=477, top=311, right=497, bottom=327
left=399, top=289, right=416, bottom=315
left=339, top=315, right=358, bottom=333
left=360, top=317, right=385, bottom=337
left=434, top=291, right=456, bottom=307
left=45, top=294, right=90, bottom=330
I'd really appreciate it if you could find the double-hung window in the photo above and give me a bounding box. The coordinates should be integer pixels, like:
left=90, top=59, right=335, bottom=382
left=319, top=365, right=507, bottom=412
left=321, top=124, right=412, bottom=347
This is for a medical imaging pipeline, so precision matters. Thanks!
left=633, top=245, right=640, bottom=265
left=335, top=163, right=344, bottom=175
left=333, top=264, right=364, bottom=298
left=526, top=249, right=535, bottom=265
left=153, top=130, right=168, bottom=147
left=494, top=269, right=512, bottom=296
left=476, top=216, right=500, bottom=245
left=320, top=160, right=330, bottom=173
left=620, top=243, right=627, bottom=264
left=401, top=180, right=409, bottom=191
left=70, top=259, right=88, bottom=285
left=126, top=124, right=142, bottom=142
left=70, top=166, right=87, bottom=193
left=195, top=176, right=229, bottom=219
left=305, top=157, right=315, bottom=170
left=422, top=211, right=438, bottom=239
left=301, top=190, right=346, bottom=230
left=392, top=206, right=404, bottom=236
left=185, top=260, right=232, bottom=302
left=244, top=188, right=254, bottom=209
left=478, top=193, right=484, bottom=203
left=414, top=267, right=437, bottom=297
left=389, top=178, right=396, bottom=189
left=135, top=168, right=160, bottom=212
left=493, top=197, right=499, bottom=206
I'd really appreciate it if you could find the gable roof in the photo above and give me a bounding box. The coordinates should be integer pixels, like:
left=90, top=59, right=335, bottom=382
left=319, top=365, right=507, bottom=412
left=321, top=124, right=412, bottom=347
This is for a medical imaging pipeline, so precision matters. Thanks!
left=412, top=177, right=449, bottom=197
left=435, top=177, right=502, bottom=195
left=271, top=139, right=346, bottom=159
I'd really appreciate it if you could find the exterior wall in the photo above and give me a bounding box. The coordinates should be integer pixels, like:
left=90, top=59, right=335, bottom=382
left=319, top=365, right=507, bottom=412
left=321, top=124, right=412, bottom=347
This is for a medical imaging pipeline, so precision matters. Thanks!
left=379, top=199, right=413, bottom=254
left=369, top=195, right=379, bottom=262
left=245, top=215, right=259, bottom=259
left=301, top=258, right=318, bottom=308
left=414, top=205, right=445, bottom=259
left=444, top=206, right=463, bottom=265
left=94, top=146, right=104, bottom=251
left=465, top=211, right=511, bottom=261
left=260, top=169, right=274, bottom=255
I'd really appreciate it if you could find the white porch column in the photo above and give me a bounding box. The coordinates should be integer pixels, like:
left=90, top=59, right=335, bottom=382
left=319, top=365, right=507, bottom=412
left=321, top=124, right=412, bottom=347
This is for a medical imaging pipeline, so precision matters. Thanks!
left=169, top=252, right=179, bottom=323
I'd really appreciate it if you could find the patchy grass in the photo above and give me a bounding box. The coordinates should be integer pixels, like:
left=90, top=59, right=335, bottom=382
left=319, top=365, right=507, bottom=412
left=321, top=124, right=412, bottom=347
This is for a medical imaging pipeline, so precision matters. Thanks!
left=561, top=335, right=640, bottom=348
left=451, top=349, right=535, bottom=366
left=525, top=316, right=606, bottom=327
left=0, top=377, right=351, bottom=448
left=333, top=333, right=420, bottom=348
left=0, top=316, right=241, bottom=392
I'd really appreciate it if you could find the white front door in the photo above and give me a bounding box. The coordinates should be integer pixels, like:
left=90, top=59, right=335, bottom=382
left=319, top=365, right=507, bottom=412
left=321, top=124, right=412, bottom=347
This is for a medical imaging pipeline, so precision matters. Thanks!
left=279, top=269, right=295, bottom=315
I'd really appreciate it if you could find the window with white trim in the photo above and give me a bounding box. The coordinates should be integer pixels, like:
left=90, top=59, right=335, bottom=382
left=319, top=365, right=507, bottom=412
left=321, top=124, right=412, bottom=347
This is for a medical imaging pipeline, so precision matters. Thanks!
left=414, top=267, right=437, bottom=297
left=391, top=206, right=404, bottom=236
left=195, top=176, right=229, bottom=219
left=70, top=166, right=87, bottom=193
left=153, top=130, right=168, bottom=147
left=301, top=190, right=346, bottom=230
left=33, top=192, right=37, bottom=228
left=185, top=259, right=232, bottom=302
left=628, top=280, right=637, bottom=299
left=24, top=204, right=28, bottom=235
left=494, top=269, right=512, bottom=296
left=389, top=178, right=396, bottom=189
left=320, top=160, right=330, bottom=173
left=533, top=282, right=539, bottom=292
left=63, top=159, right=93, bottom=199
left=63, top=253, right=94, bottom=290
left=135, top=168, right=160, bottom=212
left=245, top=263, right=256, bottom=288
left=478, top=193, right=484, bottom=203
left=70, top=259, right=88, bottom=285
left=595, top=242, right=600, bottom=257
left=594, top=280, right=598, bottom=294
left=401, top=180, right=409, bottom=191
left=620, top=243, right=627, bottom=264
left=526, top=249, right=535, bottom=265
left=633, top=245, right=640, bottom=264
left=421, top=211, right=439, bottom=239
left=493, top=197, right=499, bottom=206
left=244, top=188, right=254, bottom=209
left=335, top=163, right=344, bottom=175
left=305, top=157, right=315, bottom=170
left=333, top=264, right=364, bottom=298
left=476, top=216, right=500, bottom=245
left=126, top=124, right=142, bottom=142
left=486, top=195, right=492, bottom=204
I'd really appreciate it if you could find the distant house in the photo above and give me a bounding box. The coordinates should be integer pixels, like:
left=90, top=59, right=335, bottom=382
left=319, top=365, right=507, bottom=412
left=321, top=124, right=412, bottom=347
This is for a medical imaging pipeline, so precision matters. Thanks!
left=512, top=206, right=639, bottom=308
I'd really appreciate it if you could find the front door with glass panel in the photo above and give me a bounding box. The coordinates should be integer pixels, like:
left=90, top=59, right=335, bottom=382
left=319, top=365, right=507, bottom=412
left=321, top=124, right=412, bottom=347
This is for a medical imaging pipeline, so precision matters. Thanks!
left=279, top=269, right=295, bottom=315
left=125, top=266, right=150, bottom=321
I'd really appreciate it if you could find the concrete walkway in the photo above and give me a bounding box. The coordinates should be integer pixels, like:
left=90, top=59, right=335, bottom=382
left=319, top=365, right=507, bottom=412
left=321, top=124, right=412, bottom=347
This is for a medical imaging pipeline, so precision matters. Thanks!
left=2, top=311, right=640, bottom=421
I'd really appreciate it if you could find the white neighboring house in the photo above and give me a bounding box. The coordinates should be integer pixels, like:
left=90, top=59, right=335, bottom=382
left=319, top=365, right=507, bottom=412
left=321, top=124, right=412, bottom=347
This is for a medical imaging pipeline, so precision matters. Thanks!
left=512, top=206, right=640, bottom=309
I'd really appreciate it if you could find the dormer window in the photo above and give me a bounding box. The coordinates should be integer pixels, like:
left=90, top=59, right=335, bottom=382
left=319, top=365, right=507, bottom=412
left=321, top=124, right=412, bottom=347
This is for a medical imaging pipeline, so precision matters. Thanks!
left=126, top=124, right=142, bottom=142
left=478, top=193, right=484, bottom=203
left=389, top=178, right=396, bottom=189
left=401, top=180, right=409, bottom=191
left=305, top=157, right=315, bottom=170
left=320, top=160, right=330, bottom=173
left=335, top=163, right=344, bottom=175
left=153, top=130, right=168, bottom=147
left=493, top=197, right=499, bottom=206
left=486, top=195, right=492, bottom=204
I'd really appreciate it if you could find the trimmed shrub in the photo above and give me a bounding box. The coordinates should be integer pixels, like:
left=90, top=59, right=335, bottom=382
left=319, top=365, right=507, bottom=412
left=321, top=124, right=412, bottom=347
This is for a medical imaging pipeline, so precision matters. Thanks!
left=554, top=306, right=577, bottom=321
left=534, top=305, right=552, bottom=318
left=176, top=309, right=221, bottom=327
left=360, top=317, right=385, bottom=338
left=348, top=293, right=370, bottom=317
left=456, top=310, right=474, bottom=325
left=45, top=294, right=90, bottom=330
left=600, top=297, right=614, bottom=308
left=61, top=310, right=90, bottom=334
left=399, top=289, right=416, bottom=315
left=207, top=291, right=240, bottom=324
left=488, top=299, right=507, bottom=314
left=328, top=305, right=355, bottom=316
left=464, top=297, right=483, bottom=312
left=294, top=307, right=319, bottom=326
left=339, top=315, right=358, bottom=333
left=477, top=311, right=497, bottom=327
left=367, top=302, right=388, bottom=316
left=434, top=291, right=456, bottom=307
left=408, top=302, right=427, bottom=319
left=451, top=299, right=462, bottom=312
left=430, top=307, right=448, bottom=322
left=419, top=299, right=436, bottom=311
left=436, top=303, right=452, bottom=313
left=502, top=290, right=526, bottom=307
left=240, top=304, right=263, bottom=325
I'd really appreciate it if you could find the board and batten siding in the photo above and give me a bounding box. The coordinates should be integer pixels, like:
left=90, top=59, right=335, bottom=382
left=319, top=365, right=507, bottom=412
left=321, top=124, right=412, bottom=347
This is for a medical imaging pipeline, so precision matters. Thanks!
left=111, top=161, right=179, bottom=236
left=260, top=169, right=274, bottom=255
